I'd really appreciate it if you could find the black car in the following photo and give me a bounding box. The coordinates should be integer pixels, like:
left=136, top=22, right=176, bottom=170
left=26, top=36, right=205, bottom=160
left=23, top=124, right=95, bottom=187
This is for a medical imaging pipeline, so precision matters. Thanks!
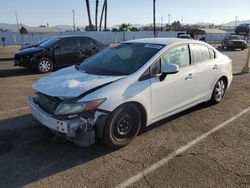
left=221, top=35, right=247, bottom=50
left=14, top=36, right=107, bottom=73
left=235, top=23, right=250, bottom=34
left=18, top=37, right=55, bottom=51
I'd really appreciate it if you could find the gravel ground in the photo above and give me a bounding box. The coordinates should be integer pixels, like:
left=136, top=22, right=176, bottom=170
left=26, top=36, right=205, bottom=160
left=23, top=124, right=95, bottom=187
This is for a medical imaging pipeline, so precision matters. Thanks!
left=0, top=47, right=249, bottom=188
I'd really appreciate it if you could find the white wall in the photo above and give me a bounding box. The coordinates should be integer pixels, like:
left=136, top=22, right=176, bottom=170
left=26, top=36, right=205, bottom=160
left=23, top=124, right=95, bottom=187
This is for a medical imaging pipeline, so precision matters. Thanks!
left=0, top=31, right=229, bottom=45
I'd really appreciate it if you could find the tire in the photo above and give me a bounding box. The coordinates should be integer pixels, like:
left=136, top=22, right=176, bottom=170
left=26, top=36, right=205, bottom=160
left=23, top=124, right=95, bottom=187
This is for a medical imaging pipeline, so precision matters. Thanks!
left=36, top=57, right=53, bottom=73
left=210, top=78, right=227, bottom=104
left=103, top=103, right=141, bottom=149
left=241, top=47, right=245, bottom=50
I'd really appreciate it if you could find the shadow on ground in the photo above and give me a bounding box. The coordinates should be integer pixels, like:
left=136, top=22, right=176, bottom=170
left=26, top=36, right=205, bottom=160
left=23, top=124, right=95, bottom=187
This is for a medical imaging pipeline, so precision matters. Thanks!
left=0, top=102, right=209, bottom=187
left=0, top=67, right=38, bottom=78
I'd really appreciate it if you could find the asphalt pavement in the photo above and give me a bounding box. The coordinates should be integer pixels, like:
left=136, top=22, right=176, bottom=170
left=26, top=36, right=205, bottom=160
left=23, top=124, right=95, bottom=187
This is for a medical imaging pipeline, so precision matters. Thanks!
left=0, top=47, right=250, bottom=188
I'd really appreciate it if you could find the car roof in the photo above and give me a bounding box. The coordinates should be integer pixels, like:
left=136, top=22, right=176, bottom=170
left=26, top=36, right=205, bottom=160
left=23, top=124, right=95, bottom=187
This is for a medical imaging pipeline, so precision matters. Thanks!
left=124, top=38, right=199, bottom=45
left=59, top=35, right=91, bottom=39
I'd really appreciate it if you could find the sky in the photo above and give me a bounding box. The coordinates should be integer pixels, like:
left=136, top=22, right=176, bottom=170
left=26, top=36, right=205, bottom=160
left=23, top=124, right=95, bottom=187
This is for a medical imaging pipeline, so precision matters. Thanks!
left=0, top=0, right=249, bottom=27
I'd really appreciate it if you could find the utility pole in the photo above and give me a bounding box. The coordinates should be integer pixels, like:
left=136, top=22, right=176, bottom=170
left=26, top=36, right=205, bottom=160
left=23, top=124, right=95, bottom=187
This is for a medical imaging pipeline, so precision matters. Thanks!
left=153, top=0, right=156, bottom=37
left=235, top=16, right=238, bottom=29
left=72, top=10, right=76, bottom=31
left=161, top=16, right=163, bottom=31
left=168, top=14, right=171, bottom=26
left=15, top=11, right=19, bottom=32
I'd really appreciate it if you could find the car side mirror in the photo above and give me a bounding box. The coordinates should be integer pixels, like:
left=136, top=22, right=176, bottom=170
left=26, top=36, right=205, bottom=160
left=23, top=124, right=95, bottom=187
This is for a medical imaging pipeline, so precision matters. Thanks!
left=160, top=63, right=179, bottom=81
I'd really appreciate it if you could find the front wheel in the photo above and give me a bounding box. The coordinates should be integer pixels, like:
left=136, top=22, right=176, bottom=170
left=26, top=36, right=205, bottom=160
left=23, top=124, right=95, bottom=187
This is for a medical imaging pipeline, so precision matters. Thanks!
left=103, top=103, right=141, bottom=149
left=210, top=78, right=227, bottom=104
left=36, top=58, right=53, bottom=73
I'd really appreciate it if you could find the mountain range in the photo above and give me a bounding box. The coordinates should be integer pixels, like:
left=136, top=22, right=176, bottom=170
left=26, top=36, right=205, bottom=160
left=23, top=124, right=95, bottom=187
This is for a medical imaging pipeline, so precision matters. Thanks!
left=0, top=20, right=250, bottom=31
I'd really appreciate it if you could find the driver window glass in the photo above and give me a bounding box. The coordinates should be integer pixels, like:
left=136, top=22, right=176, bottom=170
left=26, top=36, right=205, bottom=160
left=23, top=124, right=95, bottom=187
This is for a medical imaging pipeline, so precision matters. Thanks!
left=161, top=45, right=190, bottom=69
left=59, top=38, right=76, bottom=49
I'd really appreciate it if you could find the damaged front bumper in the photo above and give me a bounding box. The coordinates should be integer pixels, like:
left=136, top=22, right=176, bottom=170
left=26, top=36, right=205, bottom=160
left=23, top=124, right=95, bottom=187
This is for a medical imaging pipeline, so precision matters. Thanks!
left=28, top=96, right=109, bottom=147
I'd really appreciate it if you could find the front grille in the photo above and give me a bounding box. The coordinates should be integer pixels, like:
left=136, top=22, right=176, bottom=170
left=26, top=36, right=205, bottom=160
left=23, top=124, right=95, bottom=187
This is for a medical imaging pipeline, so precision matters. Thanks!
left=37, top=93, right=62, bottom=114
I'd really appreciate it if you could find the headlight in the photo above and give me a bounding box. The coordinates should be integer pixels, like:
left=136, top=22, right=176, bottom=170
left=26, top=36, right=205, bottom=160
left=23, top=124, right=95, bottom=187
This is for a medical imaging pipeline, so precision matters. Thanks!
left=55, top=98, right=106, bottom=115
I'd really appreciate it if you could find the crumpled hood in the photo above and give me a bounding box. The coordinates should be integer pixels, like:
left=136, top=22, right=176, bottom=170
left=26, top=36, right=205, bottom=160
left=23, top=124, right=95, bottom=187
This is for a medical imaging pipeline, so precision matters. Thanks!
left=32, top=66, right=124, bottom=98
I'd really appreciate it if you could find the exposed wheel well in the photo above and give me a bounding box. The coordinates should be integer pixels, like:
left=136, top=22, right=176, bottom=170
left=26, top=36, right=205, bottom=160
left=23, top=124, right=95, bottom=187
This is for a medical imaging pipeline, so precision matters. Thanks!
left=220, top=76, right=228, bottom=89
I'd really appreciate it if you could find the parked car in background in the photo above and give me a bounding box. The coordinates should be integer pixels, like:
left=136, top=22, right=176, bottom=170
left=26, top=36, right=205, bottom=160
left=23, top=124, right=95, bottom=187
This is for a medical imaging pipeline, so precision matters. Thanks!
left=14, top=36, right=107, bottom=73
left=177, top=34, right=192, bottom=39
left=29, top=38, right=233, bottom=148
left=19, top=37, right=55, bottom=51
left=221, top=35, right=247, bottom=50
left=235, top=23, right=250, bottom=34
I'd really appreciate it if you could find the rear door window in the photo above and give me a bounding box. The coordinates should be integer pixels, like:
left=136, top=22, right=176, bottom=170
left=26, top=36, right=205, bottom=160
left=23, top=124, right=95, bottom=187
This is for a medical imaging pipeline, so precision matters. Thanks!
left=191, top=44, right=210, bottom=63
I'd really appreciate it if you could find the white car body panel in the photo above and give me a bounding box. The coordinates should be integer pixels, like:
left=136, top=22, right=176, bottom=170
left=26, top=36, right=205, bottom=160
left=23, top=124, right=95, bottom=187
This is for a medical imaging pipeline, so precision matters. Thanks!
left=30, top=38, right=233, bottom=140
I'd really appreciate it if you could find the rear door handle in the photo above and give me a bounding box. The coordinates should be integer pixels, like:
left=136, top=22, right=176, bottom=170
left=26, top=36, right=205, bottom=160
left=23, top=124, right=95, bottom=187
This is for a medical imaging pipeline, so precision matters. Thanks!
left=185, top=73, right=193, bottom=80
left=213, top=64, right=218, bottom=70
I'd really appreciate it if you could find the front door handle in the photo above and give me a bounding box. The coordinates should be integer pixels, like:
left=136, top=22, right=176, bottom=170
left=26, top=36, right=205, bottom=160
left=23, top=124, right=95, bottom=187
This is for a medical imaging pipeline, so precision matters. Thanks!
left=185, top=73, right=193, bottom=80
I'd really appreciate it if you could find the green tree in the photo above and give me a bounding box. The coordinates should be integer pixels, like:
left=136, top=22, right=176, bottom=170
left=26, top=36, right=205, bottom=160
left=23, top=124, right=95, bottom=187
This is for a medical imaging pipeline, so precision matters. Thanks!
left=119, top=23, right=132, bottom=31
left=130, top=27, right=140, bottom=32
left=171, top=21, right=181, bottom=31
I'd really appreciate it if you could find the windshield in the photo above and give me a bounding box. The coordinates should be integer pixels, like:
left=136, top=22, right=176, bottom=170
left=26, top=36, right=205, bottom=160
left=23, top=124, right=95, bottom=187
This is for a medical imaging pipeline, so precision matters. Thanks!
left=78, top=43, right=163, bottom=76
left=38, top=37, right=55, bottom=44
left=228, top=35, right=241, bottom=40
left=39, top=37, right=60, bottom=48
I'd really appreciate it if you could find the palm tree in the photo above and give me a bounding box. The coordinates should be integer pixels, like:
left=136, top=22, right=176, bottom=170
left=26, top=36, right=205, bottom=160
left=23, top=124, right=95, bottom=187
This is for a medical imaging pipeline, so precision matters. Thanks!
left=85, top=0, right=93, bottom=31
left=99, top=0, right=107, bottom=31
left=104, top=0, right=108, bottom=31
left=95, top=0, right=99, bottom=31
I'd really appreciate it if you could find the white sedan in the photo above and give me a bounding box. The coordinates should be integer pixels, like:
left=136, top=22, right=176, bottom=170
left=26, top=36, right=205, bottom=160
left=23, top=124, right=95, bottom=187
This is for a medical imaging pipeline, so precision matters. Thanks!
left=29, top=38, right=233, bottom=148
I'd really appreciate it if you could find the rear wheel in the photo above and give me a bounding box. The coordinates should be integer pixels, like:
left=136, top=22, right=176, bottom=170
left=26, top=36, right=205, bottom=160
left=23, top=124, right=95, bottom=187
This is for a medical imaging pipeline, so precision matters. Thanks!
left=36, top=58, right=53, bottom=73
left=103, top=103, right=141, bottom=149
left=210, top=78, right=227, bottom=104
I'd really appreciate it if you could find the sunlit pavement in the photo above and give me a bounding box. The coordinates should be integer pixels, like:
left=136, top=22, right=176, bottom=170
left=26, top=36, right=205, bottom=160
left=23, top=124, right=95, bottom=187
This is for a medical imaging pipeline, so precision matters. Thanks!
left=0, top=48, right=249, bottom=188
